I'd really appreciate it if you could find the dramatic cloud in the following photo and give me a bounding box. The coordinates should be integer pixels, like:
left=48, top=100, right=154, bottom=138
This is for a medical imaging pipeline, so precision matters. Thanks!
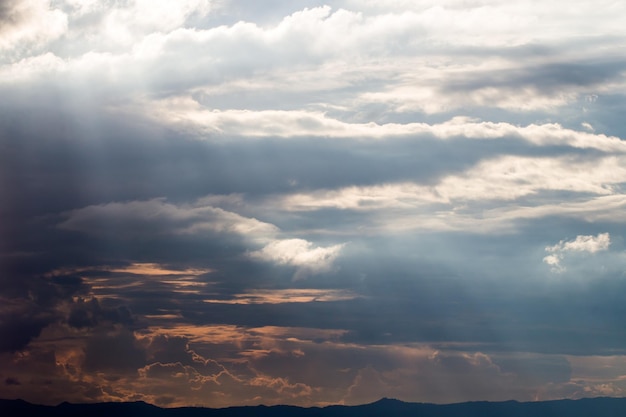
left=58, top=198, right=279, bottom=240
left=2, top=0, right=626, bottom=409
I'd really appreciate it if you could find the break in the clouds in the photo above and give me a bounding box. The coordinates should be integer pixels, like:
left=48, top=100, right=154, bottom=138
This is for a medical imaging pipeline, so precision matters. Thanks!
left=2, top=0, right=626, bottom=409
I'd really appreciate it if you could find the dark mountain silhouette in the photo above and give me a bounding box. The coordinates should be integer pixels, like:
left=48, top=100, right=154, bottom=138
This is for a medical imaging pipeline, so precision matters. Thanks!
left=1, top=396, right=625, bottom=417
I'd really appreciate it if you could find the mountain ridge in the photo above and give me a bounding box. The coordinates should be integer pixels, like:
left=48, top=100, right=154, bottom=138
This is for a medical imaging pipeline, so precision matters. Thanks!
left=1, top=396, right=625, bottom=417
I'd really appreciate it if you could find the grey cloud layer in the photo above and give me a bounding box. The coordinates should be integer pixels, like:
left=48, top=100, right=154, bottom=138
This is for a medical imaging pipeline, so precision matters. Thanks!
left=2, top=0, right=626, bottom=408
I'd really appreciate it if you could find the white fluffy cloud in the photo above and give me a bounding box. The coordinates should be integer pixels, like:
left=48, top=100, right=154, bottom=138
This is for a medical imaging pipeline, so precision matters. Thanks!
left=250, top=239, right=344, bottom=280
left=60, top=0, right=213, bottom=49
left=544, top=233, right=611, bottom=272
left=0, top=0, right=67, bottom=52
left=3, top=1, right=625, bottom=121
left=144, top=97, right=626, bottom=147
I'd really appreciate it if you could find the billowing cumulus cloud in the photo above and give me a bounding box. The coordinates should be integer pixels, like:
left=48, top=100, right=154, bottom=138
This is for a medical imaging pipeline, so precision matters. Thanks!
left=2, top=0, right=626, bottom=409
left=0, top=0, right=67, bottom=51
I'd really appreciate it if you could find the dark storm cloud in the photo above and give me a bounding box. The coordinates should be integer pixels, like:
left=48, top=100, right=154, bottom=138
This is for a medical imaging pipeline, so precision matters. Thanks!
left=82, top=329, right=147, bottom=372
left=0, top=313, right=54, bottom=353
left=2, top=87, right=625, bottom=358
left=1, top=87, right=611, bottom=231
left=0, top=97, right=496, bottom=213
left=315, top=234, right=626, bottom=355
left=2, top=80, right=626, bottom=409
left=0, top=258, right=88, bottom=352
left=67, top=297, right=134, bottom=329
left=69, top=235, right=619, bottom=356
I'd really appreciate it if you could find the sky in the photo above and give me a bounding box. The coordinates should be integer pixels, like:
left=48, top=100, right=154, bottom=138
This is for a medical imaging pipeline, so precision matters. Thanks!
left=2, top=0, right=626, bottom=409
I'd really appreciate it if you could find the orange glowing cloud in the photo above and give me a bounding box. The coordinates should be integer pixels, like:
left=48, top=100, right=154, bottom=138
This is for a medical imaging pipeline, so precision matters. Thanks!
left=203, top=289, right=360, bottom=305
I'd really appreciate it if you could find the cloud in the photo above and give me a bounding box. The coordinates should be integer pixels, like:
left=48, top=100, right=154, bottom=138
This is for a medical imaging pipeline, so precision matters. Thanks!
left=2, top=0, right=626, bottom=409
left=250, top=239, right=345, bottom=280
left=57, top=197, right=347, bottom=280
left=66, top=297, right=134, bottom=329
left=97, top=0, right=212, bottom=41
left=146, top=96, right=626, bottom=147
left=108, top=263, right=211, bottom=276
left=4, top=3, right=624, bottom=119
left=58, top=197, right=279, bottom=241
left=203, top=289, right=359, bottom=305
left=82, top=329, right=148, bottom=373
left=0, top=0, right=67, bottom=52
left=0, top=311, right=54, bottom=352
left=544, top=233, right=611, bottom=272
left=269, top=152, right=626, bottom=235
left=282, top=155, right=625, bottom=210
left=554, top=233, right=611, bottom=253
